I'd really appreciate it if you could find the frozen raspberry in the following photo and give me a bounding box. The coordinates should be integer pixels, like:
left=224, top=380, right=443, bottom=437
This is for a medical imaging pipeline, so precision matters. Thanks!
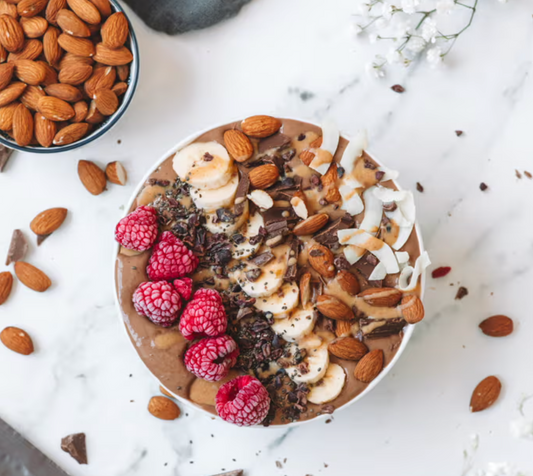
left=184, top=335, right=239, bottom=382
left=133, top=281, right=182, bottom=327
left=215, top=375, right=271, bottom=426
left=179, top=291, right=227, bottom=340
left=193, top=288, right=222, bottom=305
left=173, top=278, right=193, bottom=300
left=115, top=206, right=158, bottom=251
left=147, top=231, right=199, bottom=281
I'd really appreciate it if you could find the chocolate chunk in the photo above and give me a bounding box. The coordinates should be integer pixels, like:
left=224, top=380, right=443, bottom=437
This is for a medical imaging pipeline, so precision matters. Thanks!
left=250, top=251, right=274, bottom=267
left=61, top=433, right=88, bottom=465
left=5, top=229, right=28, bottom=265
left=416, top=182, right=424, bottom=193
left=334, top=254, right=351, bottom=271
left=455, top=286, right=468, bottom=300
left=262, top=207, right=298, bottom=227
left=37, top=234, right=51, bottom=246
left=281, top=148, right=296, bottom=161
left=360, top=318, right=406, bottom=338
left=365, top=253, right=378, bottom=266
left=391, top=84, right=405, bottom=93
left=246, top=268, right=261, bottom=282
left=479, top=182, right=488, bottom=191
left=297, top=133, right=306, bottom=141
left=234, top=172, right=250, bottom=216
left=216, top=208, right=235, bottom=223
left=0, top=145, right=14, bottom=172
left=265, top=220, right=288, bottom=237
left=258, top=133, right=291, bottom=153
left=284, top=239, right=299, bottom=281
left=314, top=214, right=354, bottom=246
left=455, top=130, right=463, bottom=137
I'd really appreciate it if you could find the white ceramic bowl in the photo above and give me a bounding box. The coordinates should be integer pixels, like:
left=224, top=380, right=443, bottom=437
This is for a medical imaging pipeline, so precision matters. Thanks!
left=113, top=117, right=426, bottom=428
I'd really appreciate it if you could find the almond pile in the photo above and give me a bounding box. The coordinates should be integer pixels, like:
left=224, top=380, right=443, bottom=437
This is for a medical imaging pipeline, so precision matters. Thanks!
left=0, top=0, right=133, bottom=148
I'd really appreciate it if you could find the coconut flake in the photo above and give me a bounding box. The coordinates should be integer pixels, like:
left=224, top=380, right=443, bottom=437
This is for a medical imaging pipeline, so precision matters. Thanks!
left=248, top=190, right=273, bottom=209
left=340, top=130, right=367, bottom=174
left=309, top=118, right=339, bottom=175
left=290, top=196, right=308, bottom=219
left=369, top=262, right=387, bottom=280
left=360, top=186, right=383, bottom=235
left=373, top=186, right=408, bottom=203
left=395, top=251, right=410, bottom=267
left=378, top=165, right=399, bottom=182
left=339, top=185, right=364, bottom=215
left=398, top=251, right=431, bottom=291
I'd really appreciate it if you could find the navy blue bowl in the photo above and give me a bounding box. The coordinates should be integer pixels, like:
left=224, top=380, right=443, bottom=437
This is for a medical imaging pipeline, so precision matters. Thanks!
left=0, top=0, right=139, bottom=153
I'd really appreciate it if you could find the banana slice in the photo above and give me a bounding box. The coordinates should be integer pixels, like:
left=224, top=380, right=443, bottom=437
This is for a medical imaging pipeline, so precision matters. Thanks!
left=173, top=142, right=234, bottom=190
left=307, top=363, right=346, bottom=404
left=239, top=245, right=289, bottom=298
left=271, top=308, right=317, bottom=341
left=254, top=282, right=300, bottom=318
left=232, top=212, right=264, bottom=259
left=204, top=200, right=249, bottom=236
left=286, top=334, right=329, bottom=384
left=190, top=168, right=239, bottom=211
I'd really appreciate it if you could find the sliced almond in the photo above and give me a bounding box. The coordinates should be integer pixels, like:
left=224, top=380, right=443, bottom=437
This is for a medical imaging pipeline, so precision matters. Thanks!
left=105, top=160, right=127, bottom=185
left=299, top=272, right=311, bottom=308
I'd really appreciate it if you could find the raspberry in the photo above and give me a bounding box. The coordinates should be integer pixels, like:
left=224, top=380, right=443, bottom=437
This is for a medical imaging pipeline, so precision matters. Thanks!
left=193, top=288, right=222, bottom=305
left=184, top=335, right=239, bottom=382
left=147, top=231, right=199, bottom=281
left=173, top=278, right=193, bottom=300
left=215, top=375, right=270, bottom=426
left=132, top=281, right=182, bottom=327
left=179, top=290, right=227, bottom=340
left=115, top=206, right=158, bottom=251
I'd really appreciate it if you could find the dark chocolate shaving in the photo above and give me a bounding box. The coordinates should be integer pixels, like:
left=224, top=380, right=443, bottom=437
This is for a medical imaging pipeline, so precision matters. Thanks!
left=5, top=229, right=28, bottom=265
left=37, top=234, right=51, bottom=246
left=314, top=214, right=353, bottom=246
left=61, top=433, right=88, bottom=465
left=265, top=220, right=288, bottom=237
left=360, top=317, right=406, bottom=338
left=234, top=171, right=250, bottom=216
left=250, top=251, right=274, bottom=267
left=455, top=286, right=468, bottom=300
left=0, top=145, right=14, bottom=172
left=258, top=133, right=292, bottom=153
left=284, top=238, right=299, bottom=282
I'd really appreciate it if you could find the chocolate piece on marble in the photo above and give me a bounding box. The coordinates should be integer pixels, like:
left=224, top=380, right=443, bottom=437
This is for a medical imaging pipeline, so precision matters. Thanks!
left=455, top=286, right=468, bottom=300
left=0, top=145, right=14, bottom=172
left=61, top=433, right=88, bottom=465
left=5, top=229, right=28, bottom=265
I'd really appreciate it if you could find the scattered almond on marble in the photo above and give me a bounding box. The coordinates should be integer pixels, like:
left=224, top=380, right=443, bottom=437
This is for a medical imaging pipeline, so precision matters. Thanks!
left=479, top=315, right=513, bottom=337
left=78, top=159, right=106, bottom=195
left=14, top=261, right=51, bottom=292
left=30, top=207, right=67, bottom=239
left=354, top=349, right=384, bottom=383
left=470, top=376, right=502, bottom=412
left=0, top=271, right=13, bottom=305
left=105, top=160, right=127, bottom=185
left=1, top=326, right=34, bottom=355
left=148, top=396, right=181, bottom=420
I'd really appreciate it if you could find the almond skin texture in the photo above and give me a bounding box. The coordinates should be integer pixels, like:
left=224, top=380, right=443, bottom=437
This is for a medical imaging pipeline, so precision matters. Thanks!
left=38, top=96, right=75, bottom=121
left=14, top=59, right=46, bottom=85
left=111, top=81, right=126, bottom=96
left=322, top=163, right=341, bottom=202
left=20, top=15, right=48, bottom=37
left=328, top=337, right=368, bottom=361
left=299, top=272, right=311, bottom=308
left=90, top=0, right=111, bottom=17
left=67, top=0, right=101, bottom=24
left=43, top=25, right=62, bottom=66
left=58, top=63, right=93, bottom=85
left=8, top=38, right=42, bottom=62
left=308, top=243, right=335, bottom=278
left=335, top=320, right=353, bottom=338
left=0, top=101, right=18, bottom=130
left=354, top=349, right=384, bottom=383
left=14, top=261, right=51, bottom=292
left=85, top=99, right=103, bottom=123
left=101, top=12, right=128, bottom=48
left=300, top=136, right=322, bottom=165
left=337, top=270, right=360, bottom=296
left=20, top=84, right=45, bottom=110
left=38, top=61, right=58, bottom=86
left=30, top=207, right=68, bottom=236
left=46, top=0, right=67, bottom=24
left=116, top=63, right=128, bottom=81
left=317, top=294, right=354, bottom=321
left=148, top=396, right=180, bottom=420
left=56, top=9, right=91, bottom=37
left=400, top=294, right=425, bottom=324
left=0, top=61, right=14, bottom=90
left=53, top=121, right=89, bottom=145
left=58, top=33, right=95, bottom=57
left=0, top=14, right=24, bottom=52
left=78, top=159, right=106, bottom=195
left=45, top=83, right=83, bottom=102
left=470, top=376, right=502, bottom=412
left=59, top=51, right=93, bottom=69
left=1, top=326, right=34, bottom=355
left=249, top=163, right=279, bottom=190
left=93, top=87, right=117, bottom=115
left=34, top=112, right=57, bottom=147
left=0, top=2, right=17, bottom=18
left=241, top=115, right=281, bottom=138
left=72, top=99, right=87, bottom=122
left=293, top=213, right=329, bottom=236
left=12, top=103, right=33, bottom=146
left=0, top=42, right=6, bottom=63
left=224, top=129, right=253, bottom=162
left=84, top=65, right=115, bottom=97
left=358, top=287, right=403, bottom=307
left=479, top=315, right=513, bottom=337
left=0, top=271, right=13, bottom=305
left=0, top=82, right=27, bottom=107
left=94, top=43, right=132, bottom=66
left=17, top=0, right=47, bottom=17
left=105, top=160, right=127, bottom=185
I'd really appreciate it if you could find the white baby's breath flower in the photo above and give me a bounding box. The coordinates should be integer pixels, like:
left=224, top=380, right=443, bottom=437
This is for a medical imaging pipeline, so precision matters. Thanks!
left=401, top=0, right=419, bottom=14
left=483, top=462, right=524, bottom=476
left=368, top=33, right=378, bottom=44
left=375, top=17, right=389, bottom=30
left=357, top=2, right=371, bottom=16
left=426, top=46, right=443, bottom=66
left=405, top=36, right=426, bottom=53
left=421, top=18, right=438, bottom=42
left=365, top=61, right=386, bottom=79
left=351, top=23, right=363, bottom=35
left=393, top=18, right=412, bottom=37
left=386, top=48, right=403, bottom=64
left=379, top=1, right=393, bottom=19
left=436, top=0, right=455, bottom=14
left=510, top=417, right=533, bottom=440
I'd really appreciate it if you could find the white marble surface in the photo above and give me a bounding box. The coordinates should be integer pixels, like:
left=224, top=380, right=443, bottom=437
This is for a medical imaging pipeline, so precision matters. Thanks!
left=1, top=0, right=533, bottom=475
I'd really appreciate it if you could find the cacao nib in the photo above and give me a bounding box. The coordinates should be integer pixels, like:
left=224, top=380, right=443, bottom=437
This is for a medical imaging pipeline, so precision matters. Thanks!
left=216, top=208, right=235, bottom=223
left=364, top=159, right=376, bottom=170
left=147, top=178, right=170, bottom=187
left=250, top=251, right=274, bottom=267
left=337, top=166, right=345, bottom=178
left=455, top=286, right=468, bottom=300
left=203, top=152, right=214, bottom=161
left=416, top=182, right=424, bottom=193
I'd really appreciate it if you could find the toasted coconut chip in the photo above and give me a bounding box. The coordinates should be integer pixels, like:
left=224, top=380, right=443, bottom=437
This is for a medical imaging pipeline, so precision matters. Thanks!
left=373, top=186, right=407, bottom=203
left=398, top=251, right=431, bottom=291
left=340, top=130, right=367, bottom=175
left=290, top=196, right=308, bottom=219
left=247, top=190, right=273, bottom=210
left=378, top=165, right=399, bottom=182
left=360, top=186, right=382, bottom=235
left=395, top=251, right=410, bottom=267
left=369, top=262, right=387, bottom=280
left=340, top=185, right=364, bottom=215
left=344, top=244, right=365, bottom=265
left=309, top=118, right=339, bottom=175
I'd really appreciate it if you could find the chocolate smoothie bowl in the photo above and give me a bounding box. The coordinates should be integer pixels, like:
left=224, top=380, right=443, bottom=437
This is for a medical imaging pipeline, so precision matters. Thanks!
left=114, top=116, right=430, bottom=427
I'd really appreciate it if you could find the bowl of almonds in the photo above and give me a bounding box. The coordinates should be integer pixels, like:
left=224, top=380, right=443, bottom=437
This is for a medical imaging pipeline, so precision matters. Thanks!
left=0, top=0, right=139, bottom=152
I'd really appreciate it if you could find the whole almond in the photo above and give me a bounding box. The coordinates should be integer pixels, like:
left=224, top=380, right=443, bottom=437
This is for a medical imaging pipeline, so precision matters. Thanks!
left=85, top=99, right=103, bottom=123
left=0, top=1, right=17, bottom=18
left=101, top=11, right=128, bottom=48
left=0, top=42, right=6, bottom=62
left=34, top=112, right=57, bottom=147
left=53, top=121, right=89, bottom=145
left=1, top=326, right=34, bottom=355
left=72, top=99, right=87, bottom=122
left=12, top=102, right=32, bottom=145
left=479, top=315, right=513, bottom=337
left=0, top=100, right=18, bottom=129
left=78, top=159, right=106, bottom=195
left=249, top=163, right=279, bottom=189
left=43, top=25, right=62, bottom=66
left=293, top=213, right=329, bottom=236
left=354, top=349, right=384, bottom=383
left=45, top=0, right=67, bottom=24
left=20, top=84, right=45, bottom=110
left=0, top=271, right=13, bottom=305
left=335, top=320, right=353, bottom=338
left=59, top=51, right=93, bottom=69
left=0, top=61, right=14, bottom=90
left=400, top=294, right=425, bottom=324
left=38, top=61, right=58, bottom=86
left=337, top=270, right=360, bottom=295
left=8, top=38, right=43, bottom=61
left=14, top=261, right=51, bottom=292
left=19, top=16, right=48, bottom=37
left=67, top=0, right=101, bottom=24
left=0, top=14, right=24, bottom=52
left=308, top=243, right=335, bottom=278
left=38, top=95, right=75, bottom=121
left=299, top=272, right=311, bottom=308
left=58, top=33, right=95, bottom=57
left=316, top=294, right=354, bottom=321
left=241, top=115, right=281, bottom=138
left=84, top=65, right=115, bottom=97
left=93, top=43, right=133, bottom=66
left=45, top=83, right=82, bottom=103
left=470, top=376, right=502, bottom=412
left=30, top=207, right=67, bottom=236
left=358, top=287, right=402, bottom=307
left=224, top=129, right=253, bottom=162
left=111, top=81, right=126, bottom=96
left=14, top=59, right=46, bottom=85
left=89, top=0, right=111, bottom=17
left=148, top=396, right=180, bottom=420
left=57, top=9, right=91, bottom=37
left=116, top=63, right=128, bottom=81
left=329, top=337, right=368, bottom=361
left=93, top=87, right=117, bottom=115
left=17, top=0, right=47, bottom=17
left=58, top=62, right=93, bottom=85
left=105, top=160, right=127, bottom=185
